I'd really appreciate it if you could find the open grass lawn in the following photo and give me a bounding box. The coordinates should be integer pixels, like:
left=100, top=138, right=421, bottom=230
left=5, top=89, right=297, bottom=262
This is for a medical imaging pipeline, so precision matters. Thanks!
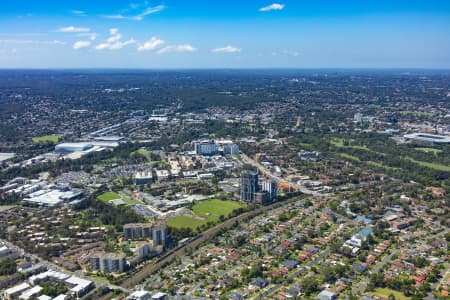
left=88, top=274, right=110, bottom=284
left=166, top=215, right=206, bottom=230
left=32, top=135, right=61, bottom=143
left=405, top=157, right=450, bottom=172
left=373, top=288, right=411, bottom=300
left=97, top=191, right=121, bottom=202
left=414, top=147, right=443, bottom=155
left=167, top=199, right=245, bottom=230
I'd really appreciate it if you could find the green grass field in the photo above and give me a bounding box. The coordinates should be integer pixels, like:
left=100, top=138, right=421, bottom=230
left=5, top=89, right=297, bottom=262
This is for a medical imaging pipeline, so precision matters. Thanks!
left=167, top=199, right=245, bottom=230
left=166, top=215, right=206, bottom=230
left=373, top=288, right=411, bottom=300
left=97, top=191, right=121, bottom=202
left=414, top=147, right=443, bottom=154
left=130, top=149, right=151, bottom=157
left=405, top=157, right=450, bottom=172
left=97, top=191, right=143, bottom=205
left=32, top=135, right=61, bottom=143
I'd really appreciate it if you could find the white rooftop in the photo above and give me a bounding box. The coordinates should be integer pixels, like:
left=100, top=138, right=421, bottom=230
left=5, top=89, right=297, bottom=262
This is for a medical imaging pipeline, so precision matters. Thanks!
left=19, top=285, right=42, bottom=300
left=4, top=282, right=30, bottom=295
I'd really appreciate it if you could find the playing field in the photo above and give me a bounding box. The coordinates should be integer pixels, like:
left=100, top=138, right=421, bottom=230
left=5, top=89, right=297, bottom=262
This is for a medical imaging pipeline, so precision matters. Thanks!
left=97, top=191, right=121, bottom=202
left=167, top=199, right=245, bottom=230
left=32, top=135, right=61, bottom=143
left=97, top=191, right=143, bottom=205
left=373, top=288, right=411, bottom=300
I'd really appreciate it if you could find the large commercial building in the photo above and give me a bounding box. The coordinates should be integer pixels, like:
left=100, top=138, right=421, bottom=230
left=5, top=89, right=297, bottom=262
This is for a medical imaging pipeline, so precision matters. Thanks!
left=55, top=142, right=94, bottom=153
left=240, top=170, right=259, bottom=202
left=404, top=133, right=450, bottom=145
left=194, top=140, right=218, bottom=156
left=90, top=252, right=127, bottom=273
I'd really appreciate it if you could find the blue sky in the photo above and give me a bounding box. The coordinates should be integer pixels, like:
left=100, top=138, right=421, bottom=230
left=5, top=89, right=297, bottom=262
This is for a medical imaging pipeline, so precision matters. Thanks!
left=0, top=0, right=449, bottom=68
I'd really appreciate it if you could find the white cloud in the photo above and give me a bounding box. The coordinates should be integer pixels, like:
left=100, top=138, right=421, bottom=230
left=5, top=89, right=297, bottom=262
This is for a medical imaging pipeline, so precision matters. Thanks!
left=57, top=26, right=90, bottom=33
left=105, top=5, right=166, bottom=21
left=77, top=33, right=98, bottom=41
left=211, top=45, right=241, bottom=53
left=271, top=50, right=301, bottom=57
left=282, top=50, right=300, bottom=57
left=0, top=39, right=66, bottom=45
left=95, top=30, right=136, bottom=50
left=96, top=39, right=136, bottom=50
left=107, top=34, right=122, bottom=43
left=72, top=10, right=87, bottom=17
left=157, top=44, right=197, bottom=54
left=73, top=41, right=91, bottom=49
left=109, top=28, right=119, bottom=35
left=259, top=3, right=285, bottom=12
left=137, top=37, right=165, bottom=51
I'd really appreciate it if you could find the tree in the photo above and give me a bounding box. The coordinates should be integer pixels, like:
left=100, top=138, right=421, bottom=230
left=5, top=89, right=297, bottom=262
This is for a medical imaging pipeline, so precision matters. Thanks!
left=302, top=276, right=319, bottom=296
left=0, top=258, right=16, bottom=275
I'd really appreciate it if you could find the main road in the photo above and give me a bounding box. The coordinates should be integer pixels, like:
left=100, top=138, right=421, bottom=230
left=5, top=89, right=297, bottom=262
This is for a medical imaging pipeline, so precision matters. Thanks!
left=239, top=153, right=327, bottom=198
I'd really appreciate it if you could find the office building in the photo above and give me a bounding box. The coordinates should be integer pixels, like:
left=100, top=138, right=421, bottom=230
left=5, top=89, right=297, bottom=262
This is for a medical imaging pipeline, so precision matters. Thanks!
left=194, top=140, right=218, bottom=156
left=261, top=179, right=278, bottom=200
left=223, top=144, right=239, bottom=155
left=240, top=170, right=259, bottom=202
